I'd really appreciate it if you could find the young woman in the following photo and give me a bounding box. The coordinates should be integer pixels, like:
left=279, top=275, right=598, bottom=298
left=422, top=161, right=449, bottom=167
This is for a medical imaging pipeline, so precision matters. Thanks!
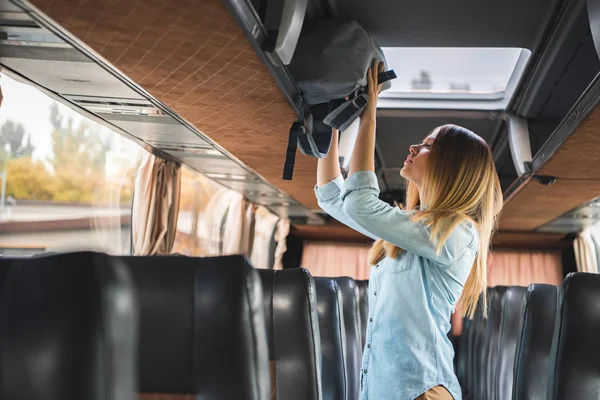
left=315, top=60, right=503, bottom=400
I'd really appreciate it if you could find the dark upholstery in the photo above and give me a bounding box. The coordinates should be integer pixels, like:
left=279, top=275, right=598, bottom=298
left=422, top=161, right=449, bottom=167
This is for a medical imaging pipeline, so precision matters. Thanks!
left=0, top=252, right=137, bottom=400
left=483, top=286, right=508, bottom=400
left=456, top=316, right=471, bottom=391
left=513, top=284, right=559, bottom=400
left=258, top=268, right=322, bottom=400
left=549, top=272, right=600, bottom=400
left=496, top=286, right=527, bottom=400
left=335, top=277, right=362, bottom=400
left=355, top=280, right=369, bottom=349
left=314, top=277, right=347, bottom=400
left=467, top=294, right=487, bottom=400
left=125, top=255, right=269, bottom=400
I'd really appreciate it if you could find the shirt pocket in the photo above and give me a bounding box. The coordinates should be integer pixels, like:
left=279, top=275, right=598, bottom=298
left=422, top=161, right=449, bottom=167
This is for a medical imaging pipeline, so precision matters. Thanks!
left=386, top=252, right=415, bottom=274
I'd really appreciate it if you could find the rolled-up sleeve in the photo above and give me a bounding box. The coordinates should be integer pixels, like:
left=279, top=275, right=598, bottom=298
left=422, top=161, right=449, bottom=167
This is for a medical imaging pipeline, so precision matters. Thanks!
left=315, top=175, right=378, bottom=241
left=341, top=171, right=476, bottom=267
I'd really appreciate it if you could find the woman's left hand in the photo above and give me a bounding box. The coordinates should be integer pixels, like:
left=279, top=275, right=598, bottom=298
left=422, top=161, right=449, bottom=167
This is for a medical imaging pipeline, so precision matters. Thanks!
left=362, top=59, right=385, bottom=120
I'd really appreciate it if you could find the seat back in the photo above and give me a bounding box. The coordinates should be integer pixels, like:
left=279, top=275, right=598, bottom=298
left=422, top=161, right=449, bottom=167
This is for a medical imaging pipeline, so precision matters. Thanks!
left=0, top=252, right=137, bottom=400
left=335, top=277, right=362, bottom=400
left=483, top=286, right=508, bottom=400
left=355, top=280, right=369, bottom=349
left=468, top=294, right=486, bottom=399
left=549, top=272, right=600, bottom=400
left=496, top=286, right=527, bottom=400
left=126, top=255, right=269, bottom=400
left=456, top=316, right=471, bottom=391
left=314, top=277, right=347, bottom=400
left=513, top=284, right=559, bottom=400
left=258, top=268, right=322, bottom=400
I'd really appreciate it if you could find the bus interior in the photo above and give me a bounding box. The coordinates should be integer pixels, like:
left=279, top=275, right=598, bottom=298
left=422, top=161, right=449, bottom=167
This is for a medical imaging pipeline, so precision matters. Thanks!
left=0, top=0, right=599, bottom=398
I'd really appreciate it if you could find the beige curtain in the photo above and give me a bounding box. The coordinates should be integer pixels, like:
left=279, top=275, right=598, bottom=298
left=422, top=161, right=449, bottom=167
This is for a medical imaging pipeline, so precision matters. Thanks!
left=574, top=226, right=600, bottom=273
left=221, top=192, right=246, bottom=255
left=301, top=241, right=372, bottom=279
left=202, top=187, right=232, bottom=255
left=250, top=206, right=280, bottom=269
left=242, top=203, right=257, bottom=256
left=132, top=152, right=181, bottom=255
left=272, top=218, right=290, bottom=270
left=487, top=250, right=563, bottom=287
left=452, top=249, right=563, bottom=336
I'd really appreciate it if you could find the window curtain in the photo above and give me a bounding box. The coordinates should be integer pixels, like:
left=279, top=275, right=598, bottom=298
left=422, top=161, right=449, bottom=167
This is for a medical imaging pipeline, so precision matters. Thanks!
left=132, top=152, right=181, bottom=255
left=451, top=249, right=563, bottom=335
left=301, top=241, right=372, bottom=279
left=574, top=224, right=600, bottom=273
left=251, top=206, right=280, bottom=269
left=273, top=218, right=290, bottom=270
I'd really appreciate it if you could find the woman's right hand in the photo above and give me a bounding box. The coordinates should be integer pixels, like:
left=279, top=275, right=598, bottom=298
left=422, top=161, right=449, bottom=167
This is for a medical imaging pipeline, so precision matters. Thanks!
left=361, top=59, right=385, bottom=120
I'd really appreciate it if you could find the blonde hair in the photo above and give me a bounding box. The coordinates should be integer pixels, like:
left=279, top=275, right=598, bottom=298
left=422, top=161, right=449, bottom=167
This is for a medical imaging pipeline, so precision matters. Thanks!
left=367, top=124, right=503, bottom=318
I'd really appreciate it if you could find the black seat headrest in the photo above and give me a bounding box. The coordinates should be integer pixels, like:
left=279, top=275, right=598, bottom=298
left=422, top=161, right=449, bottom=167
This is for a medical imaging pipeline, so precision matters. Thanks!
left=355, top=280, right=369, bottom=348
left=314, top=277, right=347, bottom=400
left=549, top=272, right=600, bottom=399
left=0, top=252, right=137, bottom=400
left=497, top=286, right=527, bottom=400
left=124, top=255, right=269, bottom=400
left=258, top=268, right=322, bottom=400
left=513, top=284, right=559, bottom=400
left=335, top=277, right=362, bottom=400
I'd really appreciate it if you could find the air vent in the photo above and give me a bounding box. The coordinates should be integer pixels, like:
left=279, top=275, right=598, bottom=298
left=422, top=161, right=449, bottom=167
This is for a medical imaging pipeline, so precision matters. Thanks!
left=67, top=95, right=159, bottom=115
left=150, top=142, right=216, bottom=153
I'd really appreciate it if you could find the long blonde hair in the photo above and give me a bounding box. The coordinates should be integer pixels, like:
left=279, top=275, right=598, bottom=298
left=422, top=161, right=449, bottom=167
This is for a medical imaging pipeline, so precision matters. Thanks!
left=367, top=124, right=503, bottom=318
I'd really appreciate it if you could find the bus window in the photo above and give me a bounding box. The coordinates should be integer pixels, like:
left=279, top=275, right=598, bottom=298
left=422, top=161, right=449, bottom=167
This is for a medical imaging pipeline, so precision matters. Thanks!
left=175, top=165, right=282, bottom=267
left=0, top=74, right=144, bottom=255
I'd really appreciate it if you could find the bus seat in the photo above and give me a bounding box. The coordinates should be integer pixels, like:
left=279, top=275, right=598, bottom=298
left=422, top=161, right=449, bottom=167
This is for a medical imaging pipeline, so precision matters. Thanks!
left=335, top=277, right=362, bottom=400
left=126, top=255, right=269, bottom=400
left=482, top=286, right=508, bottom=400
left=258, top=269, right=322, bottom=400
left=0, top=252, right=136, bottom=400
left=549, top=273, right=600, bottom=399
left=456, top=315, right=471, bottom=392
left=464, top=293, right=485, bottom=400
left=355, top=280, right=369, bottom=349
left=314, top=277, right=347, bottom=400
left=513, top=284, right=559, bottom=400
left=496, top=286, right=527, bottom=400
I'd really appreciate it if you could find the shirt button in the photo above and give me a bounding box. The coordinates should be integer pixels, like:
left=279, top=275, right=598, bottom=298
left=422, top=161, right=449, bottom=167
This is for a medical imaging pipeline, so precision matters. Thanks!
left=363, top=369, right=368, bottom=374
left=369, top=317, right=373, bottom=322
left=374, top=291, right=377, bottom=296
left=367, top=344, right=371, bottom=348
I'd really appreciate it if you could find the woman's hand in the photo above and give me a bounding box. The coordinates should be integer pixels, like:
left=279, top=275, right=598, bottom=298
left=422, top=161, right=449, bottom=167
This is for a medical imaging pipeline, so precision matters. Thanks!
left=361, top=59, right=385, bottom=120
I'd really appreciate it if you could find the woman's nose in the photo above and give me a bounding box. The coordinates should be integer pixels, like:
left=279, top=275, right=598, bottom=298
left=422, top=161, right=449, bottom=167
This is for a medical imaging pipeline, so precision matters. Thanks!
left=409, top=145, right=418, bottom=155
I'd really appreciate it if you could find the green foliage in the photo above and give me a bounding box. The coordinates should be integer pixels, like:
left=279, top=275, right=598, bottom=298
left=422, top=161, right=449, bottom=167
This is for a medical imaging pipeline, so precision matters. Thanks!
left=2, top=103, right=136, bottom=205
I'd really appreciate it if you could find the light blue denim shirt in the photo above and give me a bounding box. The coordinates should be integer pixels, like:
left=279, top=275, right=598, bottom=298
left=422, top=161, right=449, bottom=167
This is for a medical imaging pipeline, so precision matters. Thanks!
left=314, top=171, right=478, bottom=400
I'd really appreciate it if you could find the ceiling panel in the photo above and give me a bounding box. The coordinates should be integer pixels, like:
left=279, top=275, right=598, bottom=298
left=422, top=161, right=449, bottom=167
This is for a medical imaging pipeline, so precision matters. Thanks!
left=0, top=58, right=144, bottom=99
left=376, top=113, right=500, bottom=171
left=499, top=180, right=600, bottom=231
left=97, top=113, right=213, bottom=147
left=327, top=0, right=560, bottom=48
left=171, top=152, right=251, bottom=177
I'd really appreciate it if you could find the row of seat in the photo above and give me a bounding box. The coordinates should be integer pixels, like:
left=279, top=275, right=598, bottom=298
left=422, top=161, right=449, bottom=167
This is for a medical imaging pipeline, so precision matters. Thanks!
left=457, top=273, right=600, bottom=400
left=0, top=252, right=370, bottom=400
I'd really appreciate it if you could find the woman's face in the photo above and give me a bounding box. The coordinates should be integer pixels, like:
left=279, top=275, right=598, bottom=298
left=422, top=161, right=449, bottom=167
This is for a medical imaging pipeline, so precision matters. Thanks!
left=400, top=129, right=438, bottom=187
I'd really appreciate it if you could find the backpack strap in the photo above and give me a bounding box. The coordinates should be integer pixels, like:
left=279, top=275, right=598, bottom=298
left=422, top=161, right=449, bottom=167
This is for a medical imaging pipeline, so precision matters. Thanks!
left=324, top=69, right=396, bottom=131
left=282, top=104, right=312, bottom=181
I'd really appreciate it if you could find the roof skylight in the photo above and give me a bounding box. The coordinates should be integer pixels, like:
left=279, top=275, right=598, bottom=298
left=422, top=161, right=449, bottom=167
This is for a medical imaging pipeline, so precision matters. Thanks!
left=379, top=47, right=531, bottom=110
